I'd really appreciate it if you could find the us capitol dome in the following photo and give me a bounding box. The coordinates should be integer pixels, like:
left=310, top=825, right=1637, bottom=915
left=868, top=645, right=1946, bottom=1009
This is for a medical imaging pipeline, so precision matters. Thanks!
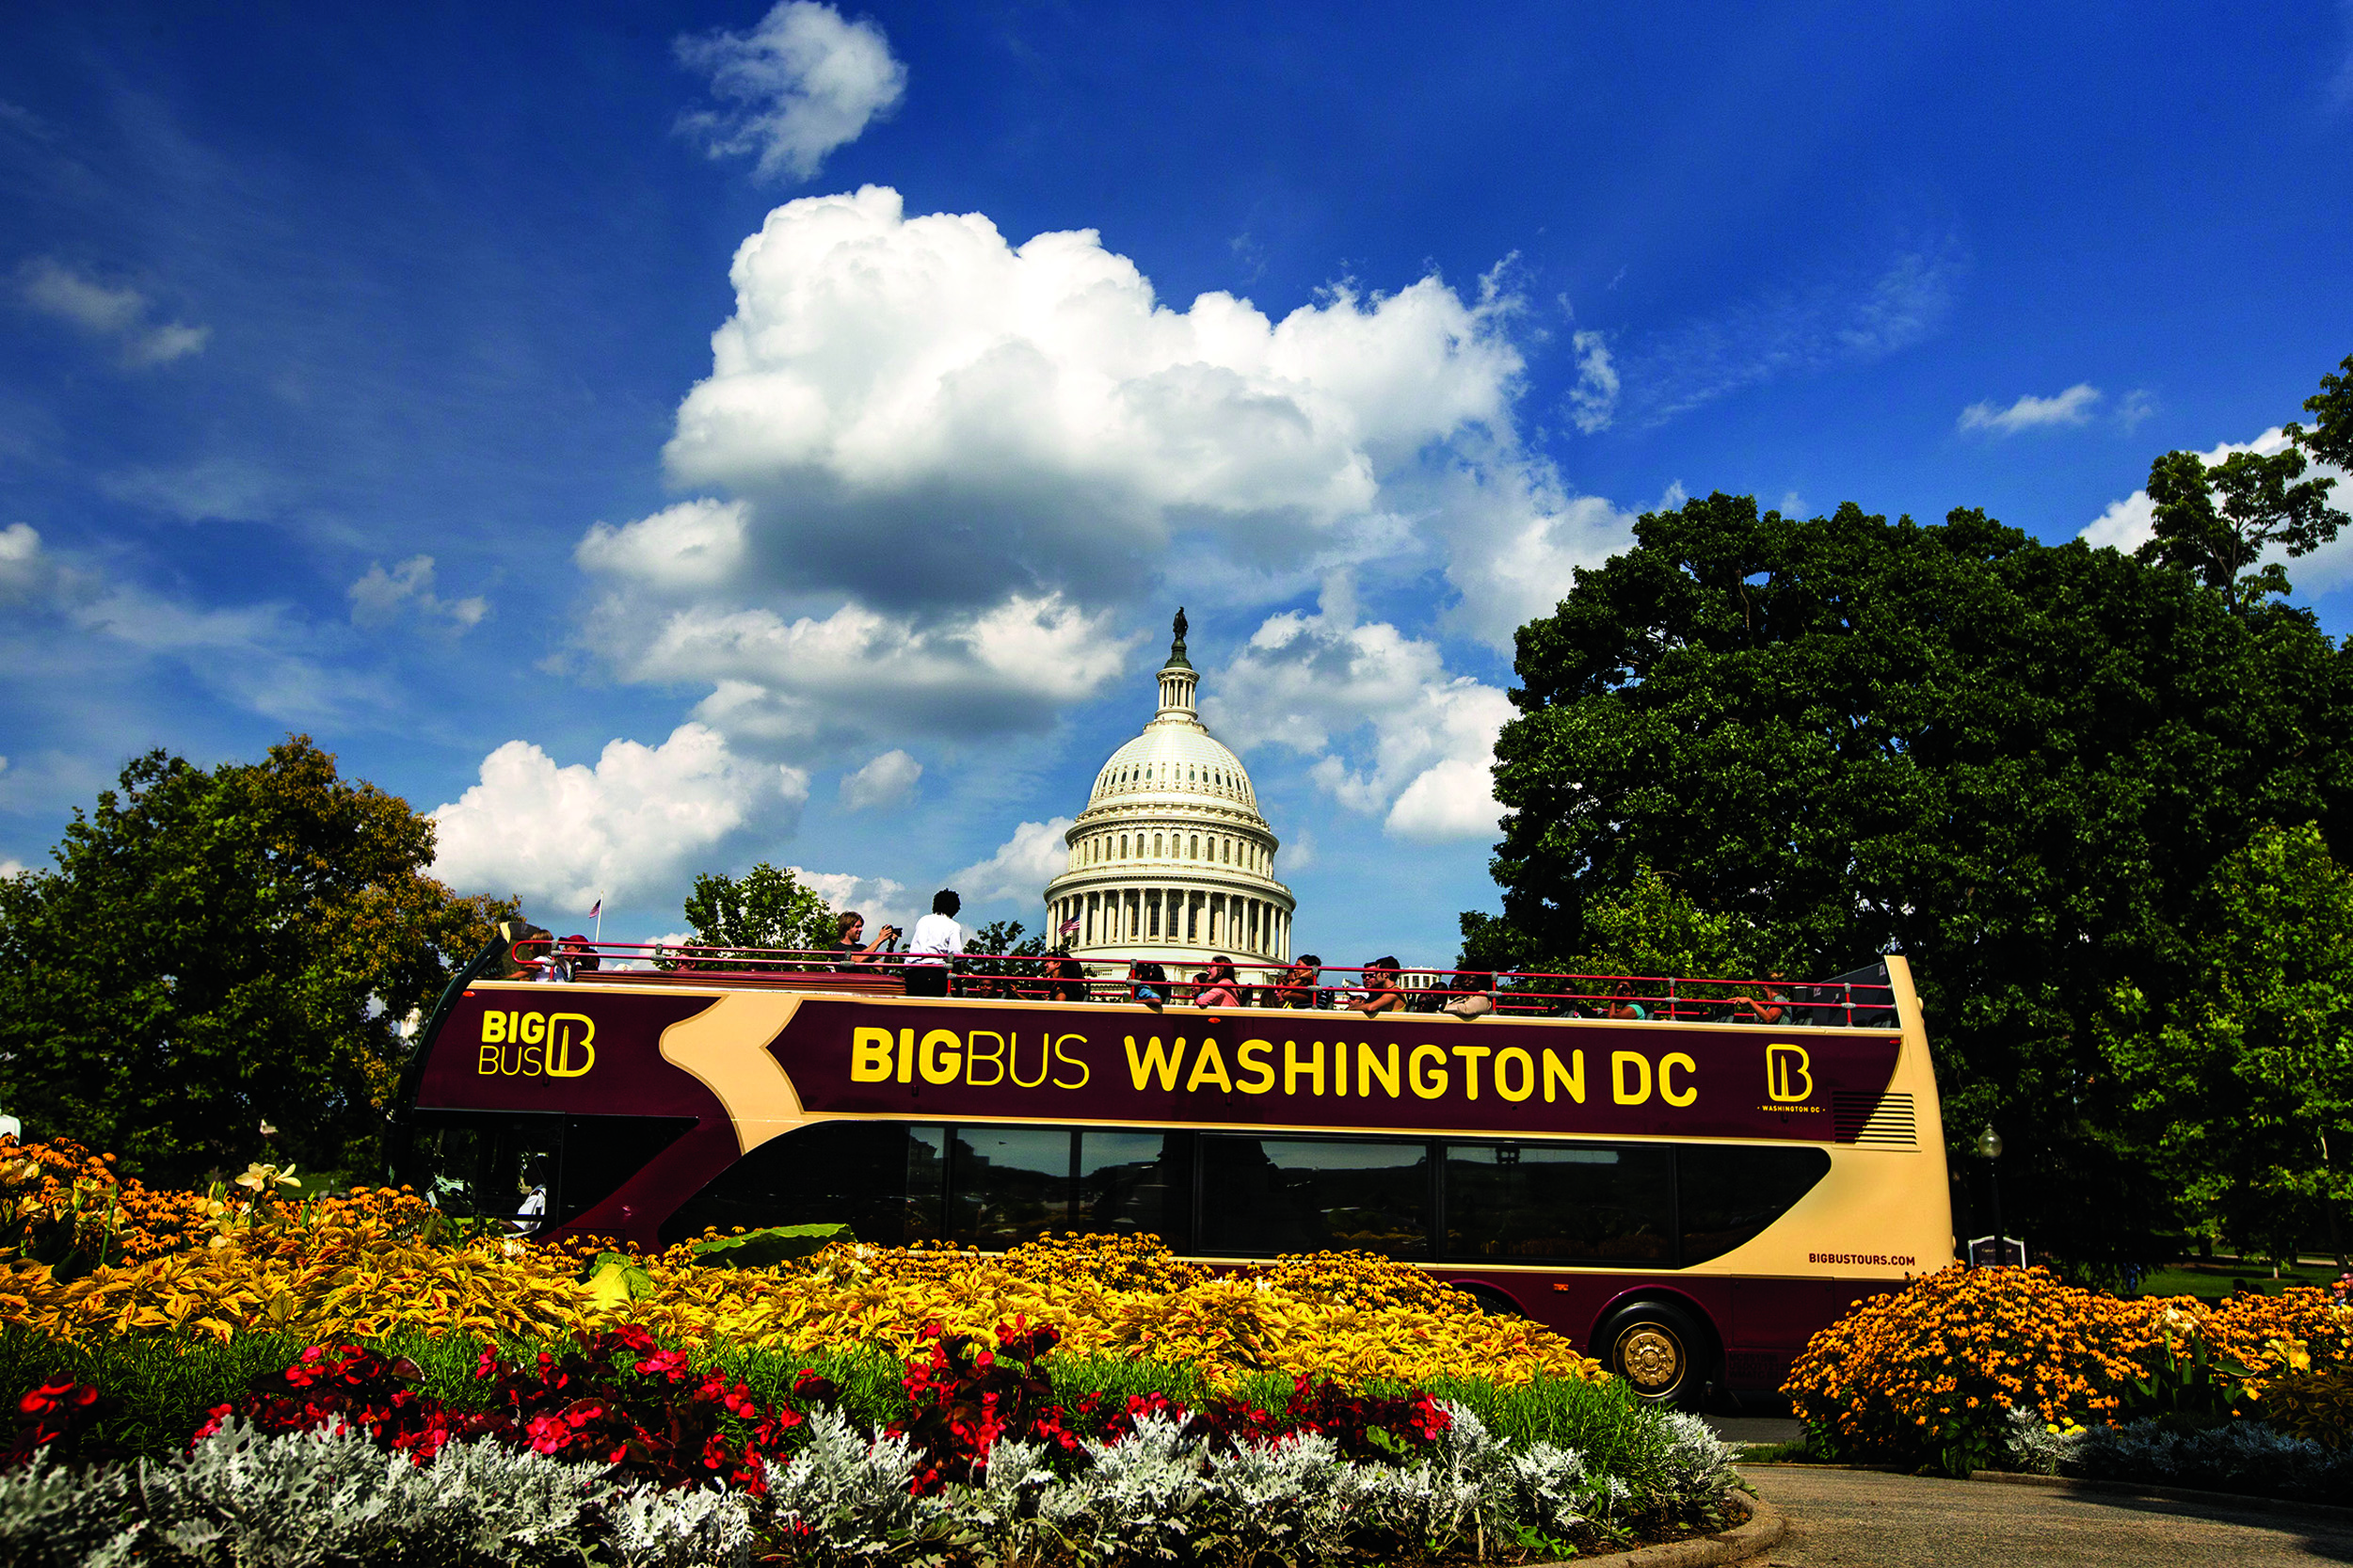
left=1042, top=610, right=1296, bottom=972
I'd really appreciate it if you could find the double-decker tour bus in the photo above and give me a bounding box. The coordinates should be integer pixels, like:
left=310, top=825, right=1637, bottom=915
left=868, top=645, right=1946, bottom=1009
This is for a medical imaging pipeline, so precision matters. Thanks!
left=394, top=936, right=1951, bottom=1405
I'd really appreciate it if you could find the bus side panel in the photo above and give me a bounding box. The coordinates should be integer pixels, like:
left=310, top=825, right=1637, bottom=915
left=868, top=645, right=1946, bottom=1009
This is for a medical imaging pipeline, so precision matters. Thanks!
left=422, top=984, right=738, bottom=1119
left=1724, top=1277, right=1906, bottom=1394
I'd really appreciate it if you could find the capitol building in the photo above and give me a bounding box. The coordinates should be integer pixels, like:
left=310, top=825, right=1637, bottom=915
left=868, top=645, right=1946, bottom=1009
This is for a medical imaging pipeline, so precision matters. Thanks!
left=1042, top=612, right=1296, bottom=973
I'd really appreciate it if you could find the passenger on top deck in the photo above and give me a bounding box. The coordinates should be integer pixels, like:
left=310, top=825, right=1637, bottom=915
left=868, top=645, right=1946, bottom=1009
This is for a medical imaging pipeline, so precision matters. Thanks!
left=1357, top=956, right=1407, bottom=1017
left=828, top=910, right=897, bottom=969
left=532, top=931, right=591, bottom=984
left=1729, top=972, right=1792, bottom=1025
left=904, top=890, right=965, bottom=999
left=1605, top=982, right=1650, bottom=1021
left=1275, top=954, right=1327, bottom=1009
left=1441, top=969, right=1495, bottom=1019
left=1052, top=954, right=1091, bottom=1001
left=1129, top=960, right=1169, bottom=1011
left=1193, top=955, right=1241, bottom=1009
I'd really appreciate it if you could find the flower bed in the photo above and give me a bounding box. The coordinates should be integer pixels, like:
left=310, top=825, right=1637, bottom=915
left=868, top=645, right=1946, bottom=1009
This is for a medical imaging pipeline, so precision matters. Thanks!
left=0, top=1140, right=1750, bottom=1563
left=0, top=1322, right=1738, bottom=1566
left=1783, top=1263, right=2353, bottom=1475
left=0, top=1141, right=1598, bottom=1391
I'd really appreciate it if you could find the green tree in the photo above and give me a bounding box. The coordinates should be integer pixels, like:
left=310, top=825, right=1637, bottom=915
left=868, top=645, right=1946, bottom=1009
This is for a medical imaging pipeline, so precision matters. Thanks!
left=0, top=738, right=512, bottom=1183
left=1465, top=493, right=2353, bottom=1262
left=2138, top=354, right=2349, bottom=612
left=2101, top=823, right=2353, bottom=1268
left=1566, top=865, right=1783, bottom=982
left=2290, top=351, right=2353, bottom=472
left=679, top=862, right=838, bottom=958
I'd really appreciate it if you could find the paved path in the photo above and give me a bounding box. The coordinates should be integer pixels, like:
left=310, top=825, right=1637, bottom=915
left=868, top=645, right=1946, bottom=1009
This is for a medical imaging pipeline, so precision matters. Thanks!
left=1739, top=1466, right=2353, bottom=1567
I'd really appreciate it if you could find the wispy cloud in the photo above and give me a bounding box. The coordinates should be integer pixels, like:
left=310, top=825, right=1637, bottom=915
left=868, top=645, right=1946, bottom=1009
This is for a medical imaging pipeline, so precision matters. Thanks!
left=347, top=555, right=487, bottom=634
left=1565, top=329, right=1619, bottom=434
left=1959, top=382, right=2103, bottom=436
left=675, top=1, right=906, bottom=183
left=18, top=258, right=209, bottom=367
left=1615, top=233, right=1966, bottom=426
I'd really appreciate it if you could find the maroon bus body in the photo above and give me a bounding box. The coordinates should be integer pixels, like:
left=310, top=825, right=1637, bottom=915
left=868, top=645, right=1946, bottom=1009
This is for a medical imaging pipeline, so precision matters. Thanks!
left=408, top=972, right=1936, bottom=1395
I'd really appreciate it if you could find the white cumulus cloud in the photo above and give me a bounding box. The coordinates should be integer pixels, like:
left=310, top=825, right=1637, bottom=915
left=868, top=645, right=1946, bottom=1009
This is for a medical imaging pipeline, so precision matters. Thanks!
left=675, top=1, right=906, bottom=183
left=840, top=747, right=920, bottom=809
left=604, top=591, right=1134, bottom=744
left=791, top=867, right=911, bottom=933
left=430, top=723, right=809, bottom=914
left=577, top=499, right=749, bottom=591
left=951, top=818, right=1077, bottom=906
left=348, top=555, right=487, bottom=632
left=20, top=258, right=209, bottom=367
left=1207, top=592, right=1509, bottom=842
left=1959, top=383, right=2103, bottom=435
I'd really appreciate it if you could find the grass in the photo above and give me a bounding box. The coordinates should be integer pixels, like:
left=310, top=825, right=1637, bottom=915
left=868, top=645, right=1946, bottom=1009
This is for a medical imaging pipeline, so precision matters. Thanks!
left=2135, top=1257, right=2345, bottom=1300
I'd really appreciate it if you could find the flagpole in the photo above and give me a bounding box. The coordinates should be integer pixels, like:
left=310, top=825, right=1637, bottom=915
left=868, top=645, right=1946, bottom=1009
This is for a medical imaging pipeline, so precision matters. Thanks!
left=594, top=897, right=603, bottom=947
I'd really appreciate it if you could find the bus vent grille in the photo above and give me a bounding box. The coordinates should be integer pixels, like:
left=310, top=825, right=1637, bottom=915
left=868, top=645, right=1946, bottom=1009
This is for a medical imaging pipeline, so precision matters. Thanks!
left=1833, top=1092, right=1915, bottom=1146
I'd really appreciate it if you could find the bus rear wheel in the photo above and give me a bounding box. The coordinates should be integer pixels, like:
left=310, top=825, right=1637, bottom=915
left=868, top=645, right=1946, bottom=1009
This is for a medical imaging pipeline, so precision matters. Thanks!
left=1600, top=1303, right=1708, bottom=1407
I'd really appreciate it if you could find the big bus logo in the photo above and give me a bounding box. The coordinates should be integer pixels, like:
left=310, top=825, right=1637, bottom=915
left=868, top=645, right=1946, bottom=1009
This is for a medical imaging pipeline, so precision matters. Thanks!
left=1765, top=1043, right=1813, bottom=1102
left=477, top=1011, right=597, bottom=1079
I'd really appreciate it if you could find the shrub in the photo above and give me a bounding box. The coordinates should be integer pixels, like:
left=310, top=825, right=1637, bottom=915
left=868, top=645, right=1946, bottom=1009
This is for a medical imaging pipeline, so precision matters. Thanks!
left=1785, top=1265, right=2353, bottom=1474
left=2004, top=1407, right=2353, bottom=1504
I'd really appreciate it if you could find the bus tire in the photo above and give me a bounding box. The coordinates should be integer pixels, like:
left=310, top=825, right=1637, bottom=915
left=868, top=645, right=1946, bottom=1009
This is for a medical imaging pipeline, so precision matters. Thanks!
left=1451, top=1282, right=1525, bottom=1318
left=1597, top=1301, right=1712, bottom=1408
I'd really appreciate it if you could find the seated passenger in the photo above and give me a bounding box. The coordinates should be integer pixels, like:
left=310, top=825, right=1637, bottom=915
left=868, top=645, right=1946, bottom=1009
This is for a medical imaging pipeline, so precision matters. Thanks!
left=1054, top=954, right=1092, bottom=1001
left=1275, top=954, right=1326, bottom=1009
left=1358, top=955, right=1407, bottom=1017
left=1193, top=955, right=1241, bottom=1009
left=1129, top=960, right=1168, bottom=1011
left=828, top=910, right=897, bottom=969
left=1605, top=981, right=1650, bottom=1021
left=1730, top=971, right=1792, bottom=1025
left=1441, top=969, right=1495, bottom=1019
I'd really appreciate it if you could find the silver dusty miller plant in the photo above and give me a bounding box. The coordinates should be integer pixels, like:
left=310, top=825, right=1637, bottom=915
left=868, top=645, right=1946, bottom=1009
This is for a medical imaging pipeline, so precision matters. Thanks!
left=0, top=1418, right=754, bottom=1568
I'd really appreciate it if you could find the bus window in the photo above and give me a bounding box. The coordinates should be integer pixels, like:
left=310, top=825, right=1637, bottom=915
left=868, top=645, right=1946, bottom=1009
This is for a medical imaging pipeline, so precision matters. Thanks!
left=952, top=1128, right=1075, bottom=1249
left=1077, top=1129, right=1193, bottom=1248
left=1200, top=1136, right=1431, bottom=1259
left=402, top=1112, right=557, bottom=1228
left=1442, top=1144, right=1673, bottom=1265
left=1677, top=1144, right=1832, bottom=1264
left=657, top=1121, right=947, bottom=1248
left=554, top=1115, right=696, bottom=1229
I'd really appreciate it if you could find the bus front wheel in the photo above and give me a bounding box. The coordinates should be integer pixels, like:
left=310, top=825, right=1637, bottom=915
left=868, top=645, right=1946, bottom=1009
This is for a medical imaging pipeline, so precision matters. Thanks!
left=1599, top=1302, right=1710, bottom=1407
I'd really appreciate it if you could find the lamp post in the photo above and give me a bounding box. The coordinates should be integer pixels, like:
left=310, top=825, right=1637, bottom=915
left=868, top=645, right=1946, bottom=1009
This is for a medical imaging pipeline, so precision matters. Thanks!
left=1973, top=1124, right=2005, bottom=1266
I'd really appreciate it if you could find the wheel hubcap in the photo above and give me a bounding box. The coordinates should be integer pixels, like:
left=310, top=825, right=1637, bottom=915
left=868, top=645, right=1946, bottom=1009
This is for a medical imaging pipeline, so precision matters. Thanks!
left=1617, top=1325, right=1682, bottom=1392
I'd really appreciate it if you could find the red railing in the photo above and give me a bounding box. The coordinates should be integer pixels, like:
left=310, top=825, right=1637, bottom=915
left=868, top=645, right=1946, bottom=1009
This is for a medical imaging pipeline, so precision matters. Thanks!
left=499, top=936, right=1896, bottom=1027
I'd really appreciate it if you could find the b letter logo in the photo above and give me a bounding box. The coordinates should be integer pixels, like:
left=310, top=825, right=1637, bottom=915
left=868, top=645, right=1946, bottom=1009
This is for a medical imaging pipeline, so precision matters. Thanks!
left=1765, top=1043, right=1813, bottom=1103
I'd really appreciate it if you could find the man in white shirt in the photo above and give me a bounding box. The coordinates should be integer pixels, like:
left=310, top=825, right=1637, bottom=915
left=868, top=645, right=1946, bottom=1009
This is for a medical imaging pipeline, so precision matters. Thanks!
left=904, top=888, right=965, bottom=998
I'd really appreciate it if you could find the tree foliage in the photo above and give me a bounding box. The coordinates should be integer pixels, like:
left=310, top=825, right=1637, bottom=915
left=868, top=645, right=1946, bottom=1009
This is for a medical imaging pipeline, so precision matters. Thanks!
left=678, top=863, right=838, bottom=956
left=1465, top=493, right=2353, bottom=1261
left=2101, top=823, right=2353, bottom=1266
left=2137, top=354, right=2350, bottom=612
left=0, top=738, right=512, bottom=1183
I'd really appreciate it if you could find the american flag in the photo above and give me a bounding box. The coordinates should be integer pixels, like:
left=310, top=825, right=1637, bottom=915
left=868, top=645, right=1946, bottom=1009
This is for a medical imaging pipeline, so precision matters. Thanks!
left=1060, top=918, right=1080, bottom=934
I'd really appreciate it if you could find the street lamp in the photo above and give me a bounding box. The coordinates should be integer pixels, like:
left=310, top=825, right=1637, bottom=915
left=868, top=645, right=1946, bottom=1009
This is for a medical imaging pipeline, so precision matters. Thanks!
left=1973, top=1124, right=2006, bottom=1265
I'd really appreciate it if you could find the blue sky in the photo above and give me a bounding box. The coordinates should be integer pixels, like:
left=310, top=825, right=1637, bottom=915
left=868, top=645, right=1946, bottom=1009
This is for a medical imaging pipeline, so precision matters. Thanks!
left=3, top=1, right=2349, bottom=968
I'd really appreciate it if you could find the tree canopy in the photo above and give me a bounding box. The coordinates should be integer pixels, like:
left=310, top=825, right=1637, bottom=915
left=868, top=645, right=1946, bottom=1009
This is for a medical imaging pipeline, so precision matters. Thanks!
left=679, top=862, right=839, bottom=956
left=0, top=738, right=511, bottom=1183
left=2101, top=822, right=2353, bottom=1266
left=1465, top=494, right=2353, bottom=1262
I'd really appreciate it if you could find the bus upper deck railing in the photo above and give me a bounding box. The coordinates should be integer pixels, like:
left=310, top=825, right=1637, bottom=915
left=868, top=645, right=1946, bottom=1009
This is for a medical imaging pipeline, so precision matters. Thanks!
left=496, top=936, right=1897, bottom=1028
